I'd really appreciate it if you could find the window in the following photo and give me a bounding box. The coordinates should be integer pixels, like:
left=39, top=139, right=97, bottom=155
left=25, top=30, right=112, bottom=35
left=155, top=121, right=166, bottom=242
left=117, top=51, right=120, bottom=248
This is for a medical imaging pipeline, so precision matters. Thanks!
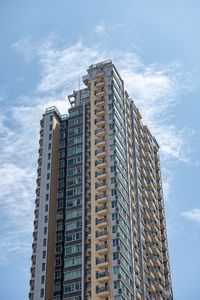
left=67, top=177, right=82, bottom=186
left=68, top=127, right=82, bottom=137
left=65, top=244, right=82, bottom=255
left=46, top=194, right=49, bottom=201
left=64, top=256, right=82, bottom=268
left=45, top=204, right=48, bottom=212
left=55, top=270, right=61, bottom=278
left=48, top=153, right=51, bottom=160
left=58, top=190, right=64, bottom=198
left=67, top=166, right=82, bottom=176
left=65, top=232, right=82, bottom=242
left=64, top=282, right=81, bottom=294
left=56, top=257, right=61, bottom=266
left=67, top=156, right=82, bottom=166
left=40, top=289, right=44, bottom=297
left=66, top=209, right=82, bottom=220
left=66, top=220, right=82, bottom=231
left=44, top=227, right=47, bottom=234
left=58, top=180, right=65, bottom=188
left=48, top=143, right=51, bottom=150
left=47, top=173, right=50, bottom=180
left=43, top=251, right=46, bottom=259
left=66, top=198, right=81, bottom=207
left=43, top=239, right=47, bottom=246
left=68, top=146, right=82, bottom=156
left=54, top=283, right=61, bottom=292
left=42, top=263, right=45, bottom=271
left=56, top=246, right=62, bottom=254
left=56, top=234, right=63, bottom=242
left=68, top=117, right=82, bottom=127
left=57, top=223, right=63, bottom=231
left=67, top=188, right=82, bottom=197
left=68, top=136, right=82, bottom=146
left=64, top=269, right=81, bottom=280
left=49, top=133, right=52, bottom=140
left=69, top=108, right=82, bottom=117
left=41, top=276, right=45, bottom=284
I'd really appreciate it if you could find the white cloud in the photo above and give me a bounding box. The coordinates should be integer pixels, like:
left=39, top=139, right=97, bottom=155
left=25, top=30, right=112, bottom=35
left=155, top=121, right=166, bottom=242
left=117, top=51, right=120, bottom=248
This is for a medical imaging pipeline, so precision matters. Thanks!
left=95, top=23, right=106, bottom=33
left=2, top=29, right=195, bottom=264
left=181, top=209, right=200, bottom=224
left=11, top=37, right=36, bottom=63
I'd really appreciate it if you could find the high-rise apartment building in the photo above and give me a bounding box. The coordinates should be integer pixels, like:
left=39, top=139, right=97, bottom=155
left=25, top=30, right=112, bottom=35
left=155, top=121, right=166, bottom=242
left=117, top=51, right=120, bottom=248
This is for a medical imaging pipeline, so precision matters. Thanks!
left=29, top=60, right=173, bottom=300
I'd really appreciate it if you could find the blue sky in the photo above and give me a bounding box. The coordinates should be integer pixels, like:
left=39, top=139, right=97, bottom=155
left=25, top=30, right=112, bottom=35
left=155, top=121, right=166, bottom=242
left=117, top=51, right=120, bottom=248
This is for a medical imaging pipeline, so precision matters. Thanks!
left=0, top=1, right=200, bottom=299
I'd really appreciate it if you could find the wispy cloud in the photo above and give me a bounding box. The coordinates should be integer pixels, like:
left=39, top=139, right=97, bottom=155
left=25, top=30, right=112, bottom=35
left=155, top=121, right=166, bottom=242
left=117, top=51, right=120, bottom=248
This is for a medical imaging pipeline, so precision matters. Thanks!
left=0, top=26, right=196, bottom=264
left=181, top=209, right=200, bottom=224
left=95, top=23, right=106, bottom=34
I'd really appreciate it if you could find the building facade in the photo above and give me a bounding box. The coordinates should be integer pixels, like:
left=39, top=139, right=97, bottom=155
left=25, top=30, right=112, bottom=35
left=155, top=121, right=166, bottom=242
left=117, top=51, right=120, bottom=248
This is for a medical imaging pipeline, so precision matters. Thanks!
left=29, top=60, right=173, bottom=300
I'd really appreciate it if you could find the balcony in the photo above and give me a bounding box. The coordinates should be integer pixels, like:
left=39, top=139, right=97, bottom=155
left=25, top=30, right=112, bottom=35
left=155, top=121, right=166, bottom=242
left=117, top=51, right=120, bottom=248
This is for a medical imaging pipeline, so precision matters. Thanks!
left=148, top=284, right=156, bottom=293
left=95, top=98, right=105, bottom=107
left=132, top=214, right=137, bottom=224
left=163, top=253, right=168, bottom=263
left=142, top=190, right=148, bottom=199
left=95, top=148, right=106, bottom=158
left=149, top=210, right=157, bottom=222
left=96, top=159, right=106, bottom=169
left=96, top=70, right=105, bottom=79
left=97, top=181, right=106, bottom=192
left=96, top=243, right=108, bottom=255
left=95, top=138, right=106, bottom=148
left=141, top=158, right=147, bottom=168
left=96, top=193, right=107, bottom=204
left=95, top=128, right=106, bottom=138
left=146, top=246, right=153, bottom=256
left=145, top=234, right=152, bottom=244
left=152, top=234, right=159, bottom=244
left=147, top=259, right=154, bottom=268
left=96, top=257, right=109, bottom=268
left=95, top=118, right=105, bottom=127
left=127, top=125, right=131, bottom=136
left=135, top=277, right=140, bottom=288
left=160, top=221, right=165, bottom=230
left=154, top=257, right=161, bottom=267
left=95, top=79, right=105, bottom=88
left=158, top=190, right=163, bottom=200
left=162, top=241, right=168, bottom=252
left=152, top=246, right=160, bottom=256
left=144, top=211, right=151, bottom=221
left=143, top=199, right=149, bottom=209
left=149, top=201, right=157, bottom=211
left=128, top=146, right=133, bottom=156
left=95, top=108, right=105, bottom=117
left=96, top=205, right=108, bottom=216
left=141, top=167, right=147, bottom=178
left=96, top=217, right=108, bottom=228
left=156, top=171, right=161, bottom=180
left=96, top=90, right=105, bottom=98
left=144, top=223, right=151, bottom=232
left=96, top=230, right=108, bottom=241
left=155, top=270, right=162, bottom=279
left=147, top=271, right=155, bottom=280
left=97, top=271, right=109, bottom=283
left=96, top=285, right=109, bottom=297
left=96, top=169, right=106, bottom=180
left=156, top=283, right=163, bottom=291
